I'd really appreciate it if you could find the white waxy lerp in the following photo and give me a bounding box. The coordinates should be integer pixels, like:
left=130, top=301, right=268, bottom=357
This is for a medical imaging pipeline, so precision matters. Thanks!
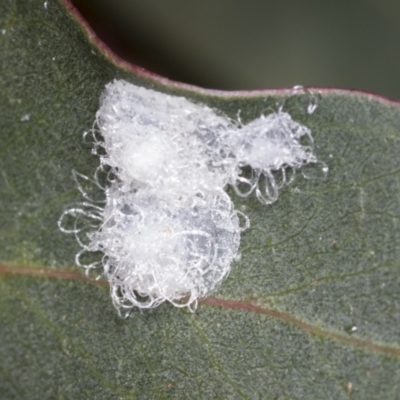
left=59, top=79, right=320, bottom=315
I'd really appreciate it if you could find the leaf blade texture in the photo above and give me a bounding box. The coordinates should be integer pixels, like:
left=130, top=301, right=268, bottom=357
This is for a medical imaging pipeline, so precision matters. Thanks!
left=1, top=1, right=400, bottom=398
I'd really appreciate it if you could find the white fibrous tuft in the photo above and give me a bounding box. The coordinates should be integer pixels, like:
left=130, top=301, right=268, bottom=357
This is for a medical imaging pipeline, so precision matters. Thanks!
left=59, top=80, right=323, bottom=315
left=226, top=111, right=317, bottom=203
left=96, top=80, right=235, bottom=197
left=88, top=186, right=241, bottom=310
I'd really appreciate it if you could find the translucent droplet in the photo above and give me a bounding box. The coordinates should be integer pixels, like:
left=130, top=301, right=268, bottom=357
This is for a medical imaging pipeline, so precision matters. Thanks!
left=344, top=325, right=358, bottom=334
left=292, top=85, right=304, bottom=93
left=301, top=161, right=329, bottom=180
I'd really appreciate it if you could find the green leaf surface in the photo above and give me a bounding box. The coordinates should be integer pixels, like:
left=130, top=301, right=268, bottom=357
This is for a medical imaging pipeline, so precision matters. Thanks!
left=1, top=1, right=400, bottom=399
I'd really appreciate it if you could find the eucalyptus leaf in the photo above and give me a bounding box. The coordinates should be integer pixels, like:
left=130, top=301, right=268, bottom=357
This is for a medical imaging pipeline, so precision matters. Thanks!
left=1, top=1, right=400, bottom=399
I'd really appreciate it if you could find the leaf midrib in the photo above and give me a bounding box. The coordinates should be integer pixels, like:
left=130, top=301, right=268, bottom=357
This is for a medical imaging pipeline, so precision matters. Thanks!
left=1, top=263, right=399, bottom=358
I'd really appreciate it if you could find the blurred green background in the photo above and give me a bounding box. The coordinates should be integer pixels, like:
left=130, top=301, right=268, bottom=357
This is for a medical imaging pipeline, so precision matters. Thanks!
left=73, top=0, right=400, bottom=100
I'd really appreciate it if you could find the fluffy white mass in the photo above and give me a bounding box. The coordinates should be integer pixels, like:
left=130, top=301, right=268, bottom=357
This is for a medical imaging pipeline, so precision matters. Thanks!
left=59, top=79, right=320, bottom=315
left=96, top=80, right=235, bottom=197
left=225, top=111, right=316, bottom=203
left=89, top=186, right=241, bottom=310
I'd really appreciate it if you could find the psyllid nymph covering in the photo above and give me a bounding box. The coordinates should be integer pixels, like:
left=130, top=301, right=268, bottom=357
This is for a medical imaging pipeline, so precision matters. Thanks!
left=59, top=80, right=322, bottom=315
